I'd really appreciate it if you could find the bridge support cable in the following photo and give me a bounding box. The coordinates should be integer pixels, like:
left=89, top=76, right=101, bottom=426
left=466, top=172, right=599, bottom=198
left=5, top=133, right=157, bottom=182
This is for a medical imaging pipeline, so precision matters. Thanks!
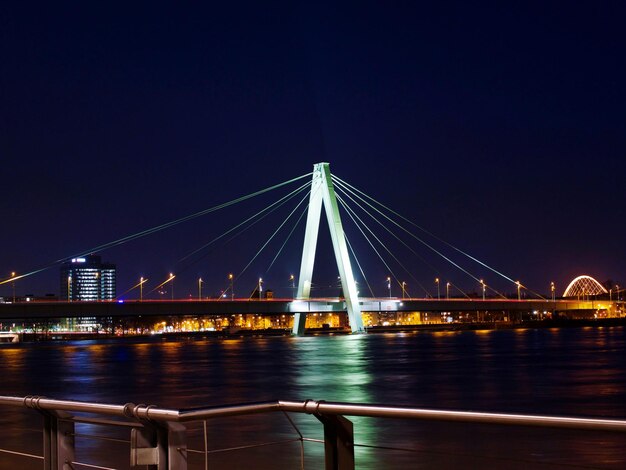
left=336, top=184, right=507, bottom=299
left=344, top=234, right=375, bottom=298
left=266, top=203, right=310, bottom=274
left=447, top=281, right=472, bottom=300
left=333, top=176, right=490, bottom=286
left=176, top=180, right=312, bottom=267
left=332, top=175, right=518, bottom=283
left=339, top=195, right=431, bottom=299
left=146, top=274, right=175, bottom=296
left=235, top=188, right=312, bottom=284
left=116, top=278, right=148, bottom=300
left=334, top=182, right=440, bottom=276
left=337, top=202, right=408, bottom=297
left=333, top=174, right=544, bottom=298
left=335, top=185, right=450, bottom=295
left=332, top=176, right=518, bottom=298
left=0, top=172, right=313, bottom=286
left=336, top=193, right=428, bottom=298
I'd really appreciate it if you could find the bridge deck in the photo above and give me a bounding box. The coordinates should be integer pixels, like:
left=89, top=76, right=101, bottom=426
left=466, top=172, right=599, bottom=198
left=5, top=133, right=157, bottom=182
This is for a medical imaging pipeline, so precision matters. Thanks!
left=0, top=298, right=621, bottom=319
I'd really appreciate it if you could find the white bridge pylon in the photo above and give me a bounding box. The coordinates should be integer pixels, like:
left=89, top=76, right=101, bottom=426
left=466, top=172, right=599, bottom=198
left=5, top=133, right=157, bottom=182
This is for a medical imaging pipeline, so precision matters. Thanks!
left=292, top=163, right=365, bottom=335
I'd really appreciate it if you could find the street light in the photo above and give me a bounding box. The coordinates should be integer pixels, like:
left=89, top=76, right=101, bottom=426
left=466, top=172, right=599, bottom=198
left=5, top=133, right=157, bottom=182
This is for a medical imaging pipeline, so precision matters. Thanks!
left=516, top=281, right=521, bottom=300
left=435, top=278, right=440, bottom=300
left=446, top=282, right=450, bottom=300
left=480, top=279, right=486, bottom=300
left=258, top=277, right=263, bottom=300
left=401, top=281, right=406, bottom=299
left=387, top=276, right=391, bottom=298
left=550, top=281, right=555, bottom=302
left=290, top=274, right=295, bottom=298
left=229, top=273, right=234, bottom=300
left=11, top=271, right=16, bottom=303
left=616, top=284, right=620, bottom=301
left=169, top=273, right=175, bottom=300
left=198, top=278, right=203, bottom=301
left=140, top=277, right=145, bottom=301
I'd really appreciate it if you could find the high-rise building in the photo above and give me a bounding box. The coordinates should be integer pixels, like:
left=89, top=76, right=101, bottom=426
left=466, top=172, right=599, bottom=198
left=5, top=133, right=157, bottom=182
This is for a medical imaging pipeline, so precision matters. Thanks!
left=60, top=255, right=116, bottom=301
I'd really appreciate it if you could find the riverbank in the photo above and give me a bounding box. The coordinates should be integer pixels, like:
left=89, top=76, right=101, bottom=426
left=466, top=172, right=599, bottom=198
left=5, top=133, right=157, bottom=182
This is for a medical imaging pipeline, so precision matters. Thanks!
left=8, top=317, right=626, bottom=342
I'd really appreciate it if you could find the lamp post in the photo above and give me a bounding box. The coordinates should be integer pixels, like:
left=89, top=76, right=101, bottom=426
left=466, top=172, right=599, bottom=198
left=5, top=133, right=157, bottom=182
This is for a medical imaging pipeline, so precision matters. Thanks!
left=259, top=277, right=263, bottom=300
left=229, top=273, right=234, bottom=300
left=516, top=281, right=521, bottom=301
left=616, top=284, right=620, bottom=302
left=198, top=278, right=203, bottom=300
left=10, top=272, right=16, bottom=303
left=290, top=274, right=295, bottom=299
left=550, top=281, right=555, bottom=302
left=480, top=279, right=485, bottom=300
left=169, top=273, right=175, bottom=300
left=401, top=281, right=406, bottom=299
left=435, top=278, right=440, bottom=300
left=446, top=282, right=450, bottom=300
left=387, top=276, right=391, bottom=298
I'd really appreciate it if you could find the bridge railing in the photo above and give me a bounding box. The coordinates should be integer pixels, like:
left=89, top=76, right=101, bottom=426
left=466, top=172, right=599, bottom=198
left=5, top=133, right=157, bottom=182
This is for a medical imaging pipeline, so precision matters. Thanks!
left=0, top=395, right=625, bottom=469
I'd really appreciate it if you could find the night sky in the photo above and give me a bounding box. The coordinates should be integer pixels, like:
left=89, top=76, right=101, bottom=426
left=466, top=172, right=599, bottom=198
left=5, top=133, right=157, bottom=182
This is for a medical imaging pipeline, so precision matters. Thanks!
left=1, top=2, right=625, bottom=300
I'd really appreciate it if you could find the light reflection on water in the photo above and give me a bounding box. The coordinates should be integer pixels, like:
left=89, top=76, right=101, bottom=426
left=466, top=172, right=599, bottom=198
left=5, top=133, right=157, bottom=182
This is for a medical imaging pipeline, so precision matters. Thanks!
left=0, top=327, right=625, bottom=468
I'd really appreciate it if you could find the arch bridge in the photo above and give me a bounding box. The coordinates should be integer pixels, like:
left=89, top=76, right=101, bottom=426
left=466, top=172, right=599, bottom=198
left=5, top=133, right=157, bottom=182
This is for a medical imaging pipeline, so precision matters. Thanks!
left=563, top=275, right=608, bottom=298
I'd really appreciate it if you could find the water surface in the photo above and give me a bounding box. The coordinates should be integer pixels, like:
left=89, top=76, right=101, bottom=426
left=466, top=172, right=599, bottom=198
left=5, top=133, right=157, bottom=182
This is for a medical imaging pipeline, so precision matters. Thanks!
left=1, top=326, right=625, bottom=468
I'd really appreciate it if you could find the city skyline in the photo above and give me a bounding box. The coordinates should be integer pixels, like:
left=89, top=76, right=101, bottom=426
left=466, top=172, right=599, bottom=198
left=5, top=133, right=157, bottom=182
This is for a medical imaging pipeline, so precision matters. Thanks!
left=1, top=3, right=625, bottom=299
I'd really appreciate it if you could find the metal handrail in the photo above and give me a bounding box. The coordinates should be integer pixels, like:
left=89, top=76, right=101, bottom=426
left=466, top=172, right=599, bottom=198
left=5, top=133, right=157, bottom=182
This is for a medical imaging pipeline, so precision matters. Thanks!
left=6, top=395, right=624, bottom=432
left=1, top=395, right=625, bottom=469
left=279, top=400, right=626, bottom=432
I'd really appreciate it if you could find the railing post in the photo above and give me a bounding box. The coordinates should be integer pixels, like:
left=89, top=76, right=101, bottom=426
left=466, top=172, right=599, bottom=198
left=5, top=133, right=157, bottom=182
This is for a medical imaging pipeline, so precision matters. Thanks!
left=41, top=410, right=75, bottom=470
left=131, top=422, right=187, bottom=469
left=162, top=421, right=188, bottom=469
left=131, top=426, right=159, bottom=468
left=317, top=414, right=354, bottom=470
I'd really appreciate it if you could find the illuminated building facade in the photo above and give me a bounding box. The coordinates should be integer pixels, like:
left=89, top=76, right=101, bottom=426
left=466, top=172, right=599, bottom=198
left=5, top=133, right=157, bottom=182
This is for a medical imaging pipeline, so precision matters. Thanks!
left=60, top=255, right=116, bottom=301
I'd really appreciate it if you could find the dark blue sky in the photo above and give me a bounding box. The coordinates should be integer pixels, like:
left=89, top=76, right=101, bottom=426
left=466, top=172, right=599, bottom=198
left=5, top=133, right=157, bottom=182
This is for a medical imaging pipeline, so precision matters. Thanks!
left=1, top=2, right=625, bottom=299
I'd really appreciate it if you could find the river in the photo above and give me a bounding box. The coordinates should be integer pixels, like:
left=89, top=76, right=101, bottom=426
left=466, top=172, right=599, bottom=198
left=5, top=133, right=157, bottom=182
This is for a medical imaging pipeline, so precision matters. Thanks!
left=1, top=326, right=625, bottom=468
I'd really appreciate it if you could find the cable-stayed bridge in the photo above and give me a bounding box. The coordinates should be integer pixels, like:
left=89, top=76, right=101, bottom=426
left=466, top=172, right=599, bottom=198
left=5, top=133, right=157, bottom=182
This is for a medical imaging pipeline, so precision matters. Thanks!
left=1, top=163, right=623, bottom=334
